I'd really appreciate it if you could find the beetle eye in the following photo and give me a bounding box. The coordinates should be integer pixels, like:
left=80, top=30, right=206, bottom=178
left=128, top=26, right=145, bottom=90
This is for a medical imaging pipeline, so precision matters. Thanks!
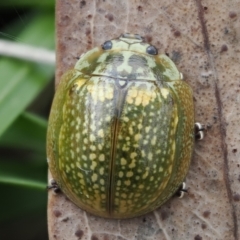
left=102, top=40, right=112, bottom=50
left=146, top=45, right=158, bottom=55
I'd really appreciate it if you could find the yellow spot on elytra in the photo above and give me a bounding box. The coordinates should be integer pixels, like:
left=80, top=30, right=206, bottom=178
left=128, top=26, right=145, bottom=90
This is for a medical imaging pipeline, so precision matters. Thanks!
left=126, top=171, right=133, bottom=177
left=90, top=124, right=96, bottom=131
left=99, top=167, right=104, bottom=175
left=99, top=154, right=105, bottom=161
left=77, top=172, right=83, bottom=178
left=91, top=173, right=98, bottom=182
left=145, top=126, right=150, bottom=133
left=100, top=179, right=105, bottom=185
left=161, top=88, right=169, bottom=99
left=141, top=150, right=146, bottom=157
left=124, top=180, right=131, bottom=186
left=148, top=152, right=153, bottom=161
left=80, top=179, right=85, bottom=185
left=117, top=180, right=121, bottom=186
left=90, top=145, right=96, bottom=151
left=130, top=152, right=137, bottom=159
left=90, top=134, right=96, bottom=141
left=129, top=89, right=138, bottom=98
left=151, top=136, right=157, bottom=145
left=74, top=79, right=88, bottom=90
left=119, top=171, right=124, bottom=178
left=121, top=193, right=127, bottom=199
left=159, top=167, right=164, bottom=172
left=134, top=133, right=142, bottom=141
left=128, top=127, right=134, bottom=135
left=90, top=161, right=97, bottom=170
left=135, top=96, right=142, bottom=106
left=98, top=129, right=104, bottom=137
left=76, top=132, right=80, bottom=140
left=87, top=84, right=93, bottom=92
left=90, top=153, right=96, bottom=160
left=101, top=194, right=106, bottom=199
left=70, top=150, right=75, bottom=159
left=142, top=171, right=149, bottom=179
left=119, top=158, right=127, bottom=167
left=98, top=92, right=105, bottom=102
left=105, top=88, right=114, bottom=100
left=138, top=184, right=144, bottom=189
left=126, top=95, right=134, bottom=104
left=122, top=145, right=130, bottom=151
left=142, top=93, right=151, bottom=106
left=105, top=115, right=111, bottom=121
left=143, top=140, right=148, bottom=145
left=129, top=160, right=136, bottom=168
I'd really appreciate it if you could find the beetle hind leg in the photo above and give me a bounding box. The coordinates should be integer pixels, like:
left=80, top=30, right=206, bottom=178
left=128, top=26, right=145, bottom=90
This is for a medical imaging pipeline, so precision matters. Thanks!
left=176, top=182, right=187, bottom=198
left=195, top=122, right=204, bottom=140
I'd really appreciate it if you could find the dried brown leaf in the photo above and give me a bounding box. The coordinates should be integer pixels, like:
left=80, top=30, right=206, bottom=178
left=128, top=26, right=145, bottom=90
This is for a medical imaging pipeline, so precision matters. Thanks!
left=49, top=1, right=240, bottom=239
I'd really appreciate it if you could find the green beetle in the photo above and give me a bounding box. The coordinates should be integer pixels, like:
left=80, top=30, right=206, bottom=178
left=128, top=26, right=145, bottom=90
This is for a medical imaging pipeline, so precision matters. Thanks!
left=47, top=33, right=203, bottom=219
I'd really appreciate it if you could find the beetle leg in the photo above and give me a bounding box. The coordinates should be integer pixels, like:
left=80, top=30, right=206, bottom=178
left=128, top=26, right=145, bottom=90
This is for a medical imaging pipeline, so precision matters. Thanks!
left=47, top=179, right=61, bottom=194
left=180, top=72, right=184, bottom=80
left=176, top=182, right=187, bottom=198
left=75, top=52, right=86, bottom=60
left=195, top=122, right=204, bottom=140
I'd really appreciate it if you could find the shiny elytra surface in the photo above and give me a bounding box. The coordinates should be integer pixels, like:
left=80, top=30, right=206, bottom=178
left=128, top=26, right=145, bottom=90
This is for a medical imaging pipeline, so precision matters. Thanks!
left=47, top=34, right=194, bottom=219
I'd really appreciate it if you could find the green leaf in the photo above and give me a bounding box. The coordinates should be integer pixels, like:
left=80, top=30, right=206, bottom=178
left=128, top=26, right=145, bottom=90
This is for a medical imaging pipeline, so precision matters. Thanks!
left=18, top=12, right=55, bottom=48
left=0, top=0, right=54, bottom=8
left=0, top=184, right=47, bottom=222
left=0, top=176, right=46, bottom=190
left=0, top=59, right=53, bottom=137
left=0, top=6, right=53, bottom=239
left=0, top=12, right=55, bottom=137
left=0, top=155, right=48, bottom=221
left=0, top=112, right=47, bottom=153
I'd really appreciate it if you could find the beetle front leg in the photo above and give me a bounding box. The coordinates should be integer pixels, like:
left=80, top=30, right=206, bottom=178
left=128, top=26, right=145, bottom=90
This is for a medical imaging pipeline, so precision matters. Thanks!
left=47, top=179, right=61, bottom=194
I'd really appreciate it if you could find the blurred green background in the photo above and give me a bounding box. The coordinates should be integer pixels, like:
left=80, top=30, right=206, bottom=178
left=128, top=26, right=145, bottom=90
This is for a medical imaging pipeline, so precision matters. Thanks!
left=0, top=1, right=55, bottom=239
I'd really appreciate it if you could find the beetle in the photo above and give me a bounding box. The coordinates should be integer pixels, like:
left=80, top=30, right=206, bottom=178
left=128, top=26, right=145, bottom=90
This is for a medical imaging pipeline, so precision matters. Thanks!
left=47, top=33, right=203, bottom=219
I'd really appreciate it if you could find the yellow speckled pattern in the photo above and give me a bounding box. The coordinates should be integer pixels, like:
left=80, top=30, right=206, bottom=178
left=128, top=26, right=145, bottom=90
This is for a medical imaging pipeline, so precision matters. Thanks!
left=47, top=34, right=194, bottom=218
